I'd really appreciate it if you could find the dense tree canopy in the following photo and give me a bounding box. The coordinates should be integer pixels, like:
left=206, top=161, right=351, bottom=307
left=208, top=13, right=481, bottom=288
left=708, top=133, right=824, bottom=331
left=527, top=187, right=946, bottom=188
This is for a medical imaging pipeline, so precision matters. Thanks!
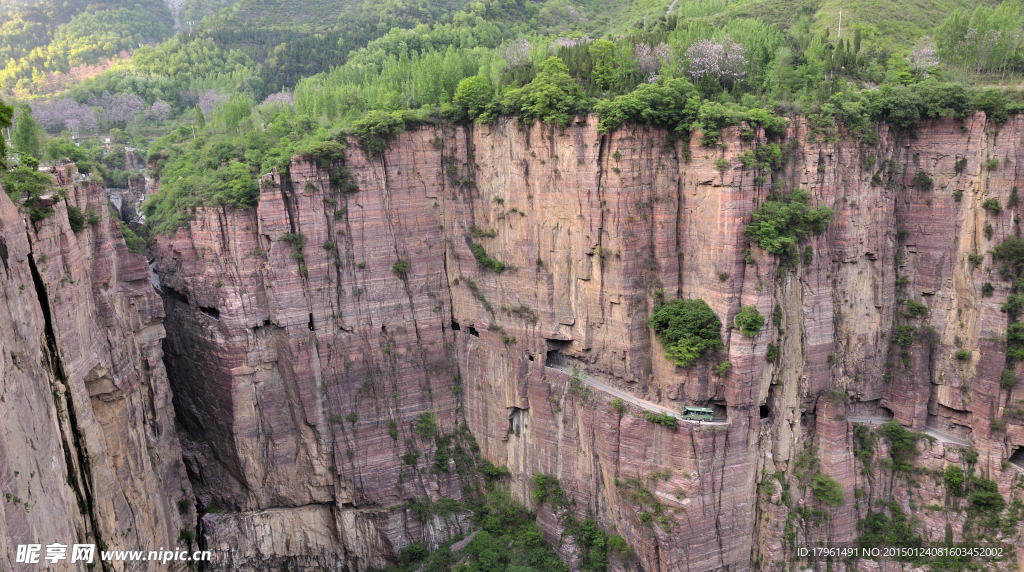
left=648, top=298, right=723, bottom=367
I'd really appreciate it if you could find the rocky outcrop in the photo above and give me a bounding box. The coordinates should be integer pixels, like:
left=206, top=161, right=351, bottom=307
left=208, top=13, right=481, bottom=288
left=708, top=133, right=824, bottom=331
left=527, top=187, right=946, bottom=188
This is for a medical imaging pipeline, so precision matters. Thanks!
left=107, top=173, right=149, bottom=225
left=150, top=140, right=472, bottom=570
left=0, top=167, right=194, bottom=570
left=150, top=115, right=1024, bottom=571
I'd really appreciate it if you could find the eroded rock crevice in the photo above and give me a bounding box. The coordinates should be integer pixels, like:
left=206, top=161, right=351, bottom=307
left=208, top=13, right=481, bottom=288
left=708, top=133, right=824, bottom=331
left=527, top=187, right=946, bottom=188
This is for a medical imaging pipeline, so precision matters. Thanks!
left=28, top=248, right=104, bottom=556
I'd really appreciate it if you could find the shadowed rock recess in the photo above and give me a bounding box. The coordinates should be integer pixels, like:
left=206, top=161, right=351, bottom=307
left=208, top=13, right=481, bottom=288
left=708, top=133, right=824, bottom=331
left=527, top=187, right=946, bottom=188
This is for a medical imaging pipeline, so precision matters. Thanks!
left=5, top=113, right=1024, bottom=571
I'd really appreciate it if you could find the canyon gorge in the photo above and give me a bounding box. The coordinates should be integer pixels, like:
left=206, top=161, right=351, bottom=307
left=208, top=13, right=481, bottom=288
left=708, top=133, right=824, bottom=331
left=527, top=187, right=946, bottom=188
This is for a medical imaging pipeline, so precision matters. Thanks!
left=3, top=113, right=1024, bottom=571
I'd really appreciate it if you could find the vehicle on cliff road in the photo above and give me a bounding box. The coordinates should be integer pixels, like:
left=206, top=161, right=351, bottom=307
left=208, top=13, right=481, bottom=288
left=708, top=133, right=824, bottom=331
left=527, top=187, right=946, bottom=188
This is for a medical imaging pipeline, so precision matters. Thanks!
left=680, top=406, right=714, bottom=421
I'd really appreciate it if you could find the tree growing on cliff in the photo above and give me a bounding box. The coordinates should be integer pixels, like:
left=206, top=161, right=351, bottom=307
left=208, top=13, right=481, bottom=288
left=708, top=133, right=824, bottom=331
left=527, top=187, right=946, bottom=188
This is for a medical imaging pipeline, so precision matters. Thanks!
left=414, top=412, right=438, bottom=439
left=67, top=204, right=86, bottom=233
left=647, top=298, right=723, bottom=367
left=944, top=465, right=965, bottom=496
left=0, top=100, right=12, bottom=170
left=855, top=502, right=923, bottom=554
left=471, top=242, right=506, bottom=273
left=353, top=111, right=402, bottom=157
left=734, top=305, right=764, bottom=337
left=878, top=420, right=919, bottom=473
left=532, top=472, right=567, bottom=507
left=4, top=156, right=53, bottom=222
left=12, top=106, right=43, bottom=160
left=504, top=57, right=590, bottom=128
left=393, top=259, right=410, bottom=277
left=809, top=472, right=844, bottom=507
left=1007, top=323, right=1024, bottom=361
left=746, top=189, right=833, bottom=260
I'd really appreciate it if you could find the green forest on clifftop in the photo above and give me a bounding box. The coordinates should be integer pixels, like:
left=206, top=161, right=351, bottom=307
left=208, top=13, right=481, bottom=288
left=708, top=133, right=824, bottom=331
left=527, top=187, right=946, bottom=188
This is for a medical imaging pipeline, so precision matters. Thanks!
left=3, top=0, right=1024, bottom=239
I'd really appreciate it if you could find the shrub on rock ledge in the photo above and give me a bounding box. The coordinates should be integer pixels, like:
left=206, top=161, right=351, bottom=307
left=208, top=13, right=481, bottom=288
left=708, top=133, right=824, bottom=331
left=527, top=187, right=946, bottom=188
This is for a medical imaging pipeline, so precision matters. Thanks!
left=735, top=305, right=765, bottom=337
left=647, top=299, right=723, bottom=367
left=745, top=189, right=833, bottom=259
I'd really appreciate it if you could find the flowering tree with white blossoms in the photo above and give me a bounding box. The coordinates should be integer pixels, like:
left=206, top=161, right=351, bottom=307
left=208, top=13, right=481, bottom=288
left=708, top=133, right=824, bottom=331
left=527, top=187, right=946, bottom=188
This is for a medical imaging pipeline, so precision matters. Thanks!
left=501, top=39, right=532, bottom=69
left=686, top=36, right=748, bottom=89
left=635, top=42, right=673, bottom=83
left=908, top=37, right=940, bottom=77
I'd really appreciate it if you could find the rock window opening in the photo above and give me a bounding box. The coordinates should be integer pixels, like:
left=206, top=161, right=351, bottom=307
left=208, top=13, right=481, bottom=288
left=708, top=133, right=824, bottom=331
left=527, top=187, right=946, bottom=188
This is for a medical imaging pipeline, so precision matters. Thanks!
left=1010, top=447, right=1024, bottom=471
left=0, top=236, right=8, bottom=273
left=545, top=339, right=571, bottom=366
left=528, top=354, right=534, bottom=362
left=467, top=325, right=480, bottom=337
left=309, top=313, right=316, bottom=331
left=450, top=319, right=461, bottom=331
left=760, top=405, right=770, bottom=419
left=263, top=319, right=270, bottom=326
left=507, top=407, right=524, bottom=437
left=198, top=306, right=220, bottom=320
left=165, top=286, right=189, bottom=305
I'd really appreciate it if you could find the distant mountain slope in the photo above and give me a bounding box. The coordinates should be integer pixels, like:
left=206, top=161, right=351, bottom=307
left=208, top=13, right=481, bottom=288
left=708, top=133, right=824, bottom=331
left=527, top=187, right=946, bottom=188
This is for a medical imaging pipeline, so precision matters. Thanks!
left=0, top=0, right=174, bottom=95
left=180, top=0, right=243, bottom=27
left=202, top=0, right=476, bottom=32
left=196, top=0, right=1005, bottom=51
left=694, top=0, right=1001, bottom=45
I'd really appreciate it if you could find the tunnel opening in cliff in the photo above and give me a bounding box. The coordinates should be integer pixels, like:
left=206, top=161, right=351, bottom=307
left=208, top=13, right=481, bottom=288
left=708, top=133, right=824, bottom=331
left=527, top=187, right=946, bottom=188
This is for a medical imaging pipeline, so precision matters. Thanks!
left=198, top=305, right=220, bottom=319
left=1010, top=447, right=1024, bottom=470
left=545, top=339, right=571, bottom=366
left=711, top=402, right=728, bottom=419
left=0, top=235, right=8, bottom=273
left=761, top=384, right=778, bottom=420
left=164, top=285, right=189, bottom=305
left=450, top=319, right=461, bottom=331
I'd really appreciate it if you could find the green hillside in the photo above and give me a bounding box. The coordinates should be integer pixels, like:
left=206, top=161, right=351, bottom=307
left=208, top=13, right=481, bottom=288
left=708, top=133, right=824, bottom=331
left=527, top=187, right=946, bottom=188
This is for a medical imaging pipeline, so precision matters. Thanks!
left=809, top=0, right=1001, bottom=46
left=5, top=0, right=1024, bottom=242
left=205, top=0, right=353, bottom=30
left=7, top=0, right=1003, bottom=100
left=181, top=0, right=246, bottom=26
left=0, top=0, right=174, bottom=96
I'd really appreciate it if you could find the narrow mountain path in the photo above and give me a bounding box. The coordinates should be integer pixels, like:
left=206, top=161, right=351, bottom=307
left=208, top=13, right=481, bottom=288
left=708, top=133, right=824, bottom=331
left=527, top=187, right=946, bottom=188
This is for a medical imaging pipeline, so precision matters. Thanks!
left=848, top=417, right=970, bottom=446
left=545, top=364, right=728, bottom=425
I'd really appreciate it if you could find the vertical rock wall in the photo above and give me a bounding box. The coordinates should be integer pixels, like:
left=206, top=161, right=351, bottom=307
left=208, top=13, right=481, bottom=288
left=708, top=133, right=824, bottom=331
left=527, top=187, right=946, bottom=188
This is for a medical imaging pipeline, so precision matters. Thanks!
left=0, top=167, right=193, bottom=571
left=150, top=114, right=1024, bottom=571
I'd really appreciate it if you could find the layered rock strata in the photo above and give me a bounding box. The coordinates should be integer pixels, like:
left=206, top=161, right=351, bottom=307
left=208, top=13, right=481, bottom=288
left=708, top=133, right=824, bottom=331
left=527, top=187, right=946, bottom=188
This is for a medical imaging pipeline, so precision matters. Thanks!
left=150, top=114, right=1024, bottom=571
left=0, top=167, right=194, bottom=571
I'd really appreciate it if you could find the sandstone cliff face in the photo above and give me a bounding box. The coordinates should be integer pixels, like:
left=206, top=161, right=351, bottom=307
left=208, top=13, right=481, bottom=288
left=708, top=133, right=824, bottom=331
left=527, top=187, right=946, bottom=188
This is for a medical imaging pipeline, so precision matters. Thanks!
left=150, top=138, right=472, bottom=571
left=152, top=114, right=1024, bottom=571
left=0, top=168, right=194, bottom=570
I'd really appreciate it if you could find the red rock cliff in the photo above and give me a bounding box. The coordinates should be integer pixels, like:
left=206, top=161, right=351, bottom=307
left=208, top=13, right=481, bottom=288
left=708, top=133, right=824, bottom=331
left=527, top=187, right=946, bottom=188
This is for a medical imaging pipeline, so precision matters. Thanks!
left=151, top=115, right=1024, bottom=571
left=0, top=167, right=194, bottom=570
